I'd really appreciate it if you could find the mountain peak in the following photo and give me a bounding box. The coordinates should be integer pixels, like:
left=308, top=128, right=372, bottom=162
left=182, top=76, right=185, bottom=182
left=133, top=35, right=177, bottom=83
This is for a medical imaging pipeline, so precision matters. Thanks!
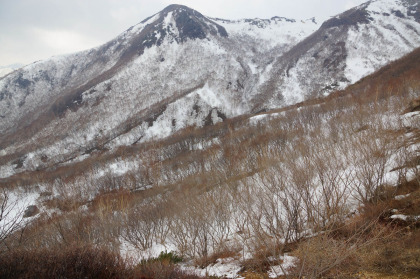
left=160, top=5, right=228, bottom=42
left=138, top=4, right=228, bottom=47
left=162, top=4, right=191, bottom=13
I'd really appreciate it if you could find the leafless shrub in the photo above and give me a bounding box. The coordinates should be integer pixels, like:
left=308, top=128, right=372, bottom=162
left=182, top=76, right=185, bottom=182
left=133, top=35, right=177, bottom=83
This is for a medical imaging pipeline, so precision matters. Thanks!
left=169, top=188, right=233, bottom=259
left=135, top=260, right=203, bottom=279
left=290, top=218, right=391, bottom=279
left=122, top=204, right=161, bottom=250
left=0, top=245, right=128, bottom=279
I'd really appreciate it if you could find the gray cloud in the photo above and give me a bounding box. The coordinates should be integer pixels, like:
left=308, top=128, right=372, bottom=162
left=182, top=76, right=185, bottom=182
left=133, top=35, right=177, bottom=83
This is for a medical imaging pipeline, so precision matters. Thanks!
left=0, top=0, right=366, bottom=66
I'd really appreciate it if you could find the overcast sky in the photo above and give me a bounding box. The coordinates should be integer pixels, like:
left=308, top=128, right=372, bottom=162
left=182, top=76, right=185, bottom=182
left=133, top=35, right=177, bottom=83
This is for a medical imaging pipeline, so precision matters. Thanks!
left=0, top=0, right=367, bottom=66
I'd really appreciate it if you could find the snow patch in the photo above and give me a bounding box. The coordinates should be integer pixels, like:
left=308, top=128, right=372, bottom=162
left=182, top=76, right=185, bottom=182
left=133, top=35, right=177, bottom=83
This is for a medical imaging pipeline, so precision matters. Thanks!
left=395, top=193, right=411, bottom=200
left=0, top=189, right=39, bottom=230
left=182, top=258, right=242, bottom=278
left=268, top=255, right=298, bottom=278
left=197, top=83, right=223, bottom=108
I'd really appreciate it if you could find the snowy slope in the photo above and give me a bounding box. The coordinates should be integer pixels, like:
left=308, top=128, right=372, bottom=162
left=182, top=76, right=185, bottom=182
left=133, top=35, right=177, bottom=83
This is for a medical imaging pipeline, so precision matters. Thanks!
left=345, top=0, right=420, bottom=83
left=213, top=16, right=319, bottom=52
left=251, top=0, right=420, bottom=111
left=1, top=1, right=420, bottom=178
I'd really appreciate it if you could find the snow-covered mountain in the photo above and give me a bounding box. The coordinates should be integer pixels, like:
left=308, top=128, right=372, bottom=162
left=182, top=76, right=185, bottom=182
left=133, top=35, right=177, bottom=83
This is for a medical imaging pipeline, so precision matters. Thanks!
left=251, top=0, right=420, bottom=111
left=0, top=0, right=420, bottom=178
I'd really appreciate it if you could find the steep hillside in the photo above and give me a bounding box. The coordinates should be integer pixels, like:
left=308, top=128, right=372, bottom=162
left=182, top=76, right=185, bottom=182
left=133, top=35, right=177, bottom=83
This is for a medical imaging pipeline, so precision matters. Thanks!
left=251, top=0, right=420, bottom=112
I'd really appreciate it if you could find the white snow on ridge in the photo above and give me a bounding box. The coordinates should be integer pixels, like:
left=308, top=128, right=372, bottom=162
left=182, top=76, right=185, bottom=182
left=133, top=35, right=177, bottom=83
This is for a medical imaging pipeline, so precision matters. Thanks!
left=345, top=0, right=420, bottom=83
left=368, top=0, right=408, bottom=14
left=215, top=17, right=319, bottom=50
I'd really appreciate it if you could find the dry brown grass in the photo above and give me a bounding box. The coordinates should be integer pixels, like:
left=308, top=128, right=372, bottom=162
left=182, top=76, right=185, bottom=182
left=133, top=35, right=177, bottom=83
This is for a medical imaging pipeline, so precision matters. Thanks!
left=290, top=234, right=360, bottom=278
left=0, top=245, right=128, bottom=279
left=358, top=230, right=420, bottom=275
left=134, top=261, right=204, bottom=279
left=239, top=271, right=269, bottom=279
left=288, top=176, right=420, bottom=279
left=0, top=245, right=210, bottom=279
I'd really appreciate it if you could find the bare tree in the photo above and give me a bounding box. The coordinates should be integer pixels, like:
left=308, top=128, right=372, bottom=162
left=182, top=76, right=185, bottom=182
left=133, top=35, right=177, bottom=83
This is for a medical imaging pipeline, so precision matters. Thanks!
left=0, top=189, right=25, bottom=252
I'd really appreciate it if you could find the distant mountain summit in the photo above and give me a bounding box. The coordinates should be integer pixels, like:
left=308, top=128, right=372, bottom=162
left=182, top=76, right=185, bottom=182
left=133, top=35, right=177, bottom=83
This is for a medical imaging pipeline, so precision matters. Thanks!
left=148, top=4, right=228, bottom=44
left=1, top=0, right=420, bottom=178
